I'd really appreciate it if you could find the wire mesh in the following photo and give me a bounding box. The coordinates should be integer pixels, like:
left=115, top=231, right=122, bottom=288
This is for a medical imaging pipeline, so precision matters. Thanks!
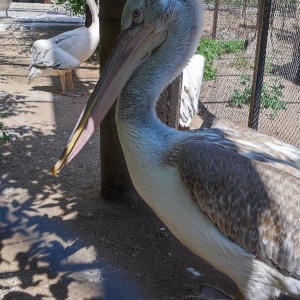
left=200, top=0, right=300, bottom=148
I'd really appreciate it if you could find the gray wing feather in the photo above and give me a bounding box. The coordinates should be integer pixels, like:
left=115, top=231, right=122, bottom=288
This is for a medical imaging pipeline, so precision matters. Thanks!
left=201, top=117, right=300, bottom=175
left=30, top=40, right=80, bottom=70
left=50, top=27, right=86, bottom=53
left=175, top=140, right=300, bottom=278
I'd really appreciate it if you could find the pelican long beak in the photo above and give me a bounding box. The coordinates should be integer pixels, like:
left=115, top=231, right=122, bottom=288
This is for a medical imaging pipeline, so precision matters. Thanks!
left=52, top=25, right=165, bottom=176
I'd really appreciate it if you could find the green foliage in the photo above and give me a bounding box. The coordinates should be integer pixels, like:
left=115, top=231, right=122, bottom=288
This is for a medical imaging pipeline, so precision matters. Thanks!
left=197, top=38, right=244, bottom=80
left=264, top=57, right=275, bottom=75
left=229, top=75, right=252, bottom=108
left=229, top=75, right=287, bottom=118
left=261, top=82, right=286, bottom=118
left=56, top=0, right=86, bottom=15
left=0, top=114, right=9, bottom=145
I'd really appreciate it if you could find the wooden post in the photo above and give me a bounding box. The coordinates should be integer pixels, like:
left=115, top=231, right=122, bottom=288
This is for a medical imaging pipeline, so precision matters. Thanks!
left=99, top=0, right=135, bottom=200
left=156, top=74, right=182, bottom=129
left=212, top=0, right=220, bottom=39
left=99, top=0, right=181, bottom=200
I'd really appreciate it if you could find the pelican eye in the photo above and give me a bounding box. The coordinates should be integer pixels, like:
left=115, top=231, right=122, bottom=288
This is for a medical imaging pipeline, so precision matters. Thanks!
left=132, top=8, right=143, bottom=21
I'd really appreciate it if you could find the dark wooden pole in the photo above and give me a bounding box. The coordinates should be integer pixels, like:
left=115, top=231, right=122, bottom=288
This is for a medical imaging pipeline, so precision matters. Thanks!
left=212, top=0, right=220, bottom=39
left=99, top=0, right=181, bottom=200
left=157, top=75, right=182, bottom=129
left=99, top=0, right=136, bottom=200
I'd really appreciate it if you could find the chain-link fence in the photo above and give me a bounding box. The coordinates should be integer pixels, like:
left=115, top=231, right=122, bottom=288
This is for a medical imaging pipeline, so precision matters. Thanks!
left=199, top=0, right=300, bottom=147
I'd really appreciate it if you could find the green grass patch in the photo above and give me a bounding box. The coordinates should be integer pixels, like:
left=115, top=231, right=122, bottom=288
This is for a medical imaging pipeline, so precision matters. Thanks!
left=0, top=114, right=9, bottom=145
left=197, top=38, right=244, bottom=80
left=229, top=75, right=287, bottom=118
left=232, top=56, right=252, bottom=70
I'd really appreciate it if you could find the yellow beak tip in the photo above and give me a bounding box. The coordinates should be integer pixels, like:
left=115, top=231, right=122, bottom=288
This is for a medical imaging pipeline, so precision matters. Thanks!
left=52, top=163, right=60, bottom=177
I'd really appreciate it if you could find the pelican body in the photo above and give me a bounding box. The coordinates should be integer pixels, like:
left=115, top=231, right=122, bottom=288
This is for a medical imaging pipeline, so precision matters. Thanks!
left=28, top=0, right=99, bottom=94
left=53, top=0, right=300, bottom=299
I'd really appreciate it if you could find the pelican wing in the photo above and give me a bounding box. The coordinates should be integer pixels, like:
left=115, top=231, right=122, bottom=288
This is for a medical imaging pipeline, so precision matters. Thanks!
left=50, top=27, right=99, bottom=63
left=50, top=27, right=88, bottom=57
left=175, top=139, right=300, bottom=278
left=200, top=117, right=300, bottom=177
left=29, top=40, right=80, bottom=70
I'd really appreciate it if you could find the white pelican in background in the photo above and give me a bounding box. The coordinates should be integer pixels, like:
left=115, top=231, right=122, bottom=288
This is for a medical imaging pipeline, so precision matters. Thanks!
left=0, top=0, right=12, bottom=17
left=180, top=54, right=205, bottom=128
left=28, top=0, right=99, bottom=94
left=53, top=0, right=300, bottom=299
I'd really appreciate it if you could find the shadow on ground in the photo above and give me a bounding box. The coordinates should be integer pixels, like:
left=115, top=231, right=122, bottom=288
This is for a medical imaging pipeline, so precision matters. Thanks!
left=0, top=63, right=237, bottom=299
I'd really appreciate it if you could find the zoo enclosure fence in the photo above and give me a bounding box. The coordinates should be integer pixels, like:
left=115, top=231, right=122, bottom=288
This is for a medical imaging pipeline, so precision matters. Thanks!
left=200, top=0, right=300, bottom=148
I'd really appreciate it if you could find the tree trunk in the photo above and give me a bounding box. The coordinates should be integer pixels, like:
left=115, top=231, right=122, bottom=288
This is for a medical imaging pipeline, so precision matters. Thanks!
left=99, top=0, right=136, bottom=200
left=157, top=75, right=182, bottom=129
left=212, top=0, right=220, bottom=39
left=99, top=0, right=181, bottom=200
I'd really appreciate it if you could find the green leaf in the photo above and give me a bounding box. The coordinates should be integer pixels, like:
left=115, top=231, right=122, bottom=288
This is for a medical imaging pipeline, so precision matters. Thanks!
left=197, top=38, right=244, bottom=81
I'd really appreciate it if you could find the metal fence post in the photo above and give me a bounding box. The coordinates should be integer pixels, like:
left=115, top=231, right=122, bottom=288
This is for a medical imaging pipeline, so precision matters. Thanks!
left=248, top=0, right=272, bottom=129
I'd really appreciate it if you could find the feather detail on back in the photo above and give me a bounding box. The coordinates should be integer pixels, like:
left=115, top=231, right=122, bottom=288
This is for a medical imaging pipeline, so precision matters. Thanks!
left=29, top=40, right=80, bottom=75
left=172, top=139, right=300, bottom=278
left=200, top=117, right=300, bottom=177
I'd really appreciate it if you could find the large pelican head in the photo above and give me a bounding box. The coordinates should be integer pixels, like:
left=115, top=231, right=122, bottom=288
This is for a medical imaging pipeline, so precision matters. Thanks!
left=52, top=0, right=202, bottom=175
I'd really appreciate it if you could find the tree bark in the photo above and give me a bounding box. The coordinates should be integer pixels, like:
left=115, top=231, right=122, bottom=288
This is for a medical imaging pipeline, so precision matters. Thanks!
left=157, top=75, right=182, bottom=129
left=99, top=0, right=136, bottom=200
left=99, top=0, right=181, bottom=200
left=212, top=0, right=220, bottom=39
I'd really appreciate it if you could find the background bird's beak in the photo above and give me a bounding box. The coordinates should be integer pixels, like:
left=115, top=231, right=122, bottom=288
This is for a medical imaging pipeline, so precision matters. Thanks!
left=52, top=25, right=165, bottom=176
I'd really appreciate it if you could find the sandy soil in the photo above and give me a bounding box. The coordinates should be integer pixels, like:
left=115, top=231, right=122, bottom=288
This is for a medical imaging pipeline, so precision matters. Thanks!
left=0, top=23, right=241, bottom=300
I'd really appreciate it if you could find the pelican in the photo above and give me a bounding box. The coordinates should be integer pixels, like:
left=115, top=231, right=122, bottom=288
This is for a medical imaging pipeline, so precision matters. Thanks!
left=28, top=0, right=99, bottom=94
left=0, top=0, right=12, bottom=17
left=180, top=54, right=205, bottom=128
left=53, top=0, right=300, bottom=299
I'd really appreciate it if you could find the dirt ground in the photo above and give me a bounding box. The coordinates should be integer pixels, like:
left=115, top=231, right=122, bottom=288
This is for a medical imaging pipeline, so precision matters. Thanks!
left=0, top=20, right=243, bottom=300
